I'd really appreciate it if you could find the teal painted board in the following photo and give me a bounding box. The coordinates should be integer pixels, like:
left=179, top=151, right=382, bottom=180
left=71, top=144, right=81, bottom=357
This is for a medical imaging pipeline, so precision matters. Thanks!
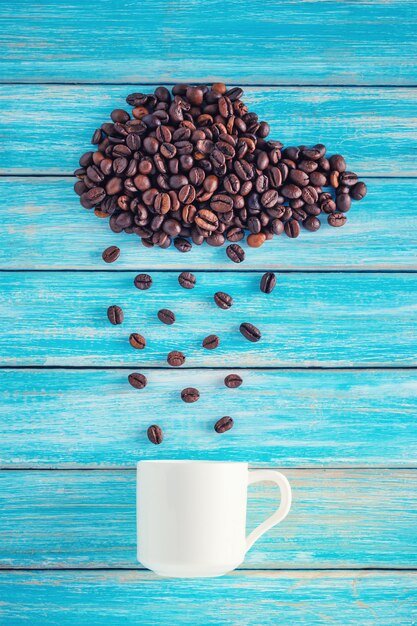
left=2, top=177, right=416, bottom=271
left=1, top=570, right=416, bottom=626
left=1, top=1, right=416, bottom=85
left=1, top=86, right=417, bottom=175
left=1, top=271, right=416, bottom=367
left=1, top=369, right=416, bottom=468
left=1, top=470, right=416, bottom=569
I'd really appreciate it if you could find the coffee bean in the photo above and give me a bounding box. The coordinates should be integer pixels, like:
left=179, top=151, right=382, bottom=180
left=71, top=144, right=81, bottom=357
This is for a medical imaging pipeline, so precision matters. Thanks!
left=329, top=154, right=346, bottom=172
left=350, top=181, right=367, bottom=200
left=167, top=350, right=186, bottom=366
left=129, top=333, right=146, bottom=349
left=224, top=374, right=243, bottom=388
left=214, top=416, right=234, bottom=433
left=178, top=271, right=196, bottom=289
left=284, top=219, right=301, bottom=238
left=328, top=212, right=347, bottom=227
left=210, top=194, right=233, bottom=213
left=240, top=322, right=261, bottom=342
left=260, top=272, right=276, bottom=294
left=303, top=216, right=321, bottom=232
left=336, top=193, right=351, bottom=213
left=339, top=171, right=358, bottom=187
left=329, top=171, right=340, bottom=188
left=181, top=387, right=200, bottom=403
left=128, top=372, right=147, bottom=389
left=174, top=237, right=192, bottom=252
left=203, top=334, right=220, bottom=349
left=226, top=243, right=245, bottom=263
left=214, top=291, right=233, bottom=309
left=147, top=424, right=163, bottom=444
left=107, top=305, right=124, bottom=325
left=281, top=184, right=302, bottom=199
left=247, top=233, right=266, bottom=247
left=102, top=245, right=120, bottom=263
left=134, top=273, right=152, bottom=290
left=157, top=308, right=175, bottom=325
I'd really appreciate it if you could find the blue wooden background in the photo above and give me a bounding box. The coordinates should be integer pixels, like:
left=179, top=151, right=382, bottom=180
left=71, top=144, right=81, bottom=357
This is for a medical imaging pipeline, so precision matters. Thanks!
left=1, top=1, right=417, bottom=624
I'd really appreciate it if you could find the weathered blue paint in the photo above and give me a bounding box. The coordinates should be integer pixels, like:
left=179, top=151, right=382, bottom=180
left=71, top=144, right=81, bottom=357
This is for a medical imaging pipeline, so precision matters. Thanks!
left=1, top=470, right=416, bottom=569
left=1, top=369, right=416, bottom=468
left=1, top=177, right=416, bottom=271
left=1, top=0, right=416, bottom=621
left=0, top=271, right=416, bottom=366
left=1, top=0, right=416, bottom=85
left=1, top=570, right=416, bottom=626
left=1, top=86, right=416, bottom=175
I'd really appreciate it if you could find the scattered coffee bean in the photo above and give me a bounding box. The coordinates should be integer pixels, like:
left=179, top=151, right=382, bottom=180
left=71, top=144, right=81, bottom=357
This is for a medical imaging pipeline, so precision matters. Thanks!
left=240, top=322, right=261, bottom=342
left=350, top=181, right=367, bottom=200
left=214, top=416, right=234, bottom=433
left=328, top=212, right=347, bottom=227
left=224, top=374, right=243, bottom=388
left=157, top=308, right=176, bottom=325
left=128, top=372, right=147, bottom=389
left=174, top=237, right=192, bottom=252
left=178, top=271, right=196, bottom=289
left=129, top=333, right=146, bottom=349
left=181, top=387, right=200, bottom=403
left=203, top=334, right=220, bottom=350
left=134, top=273, right=152, bottom=290
left=167, top=350, right=186, bottom=366
left=260, top=272, right=276, bottom=294
left=226, top=243, right=245, bottom=263
left=147, top=424, right=163, bottom=444
left=214, top=291, right=233, bottom=309
left=102, top=245, right=120, bottom=263
left=107, top=305, right=124, bottom=325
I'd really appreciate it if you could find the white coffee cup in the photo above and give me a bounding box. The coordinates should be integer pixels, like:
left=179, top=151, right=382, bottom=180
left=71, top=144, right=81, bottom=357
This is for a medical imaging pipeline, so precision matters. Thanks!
left=137, top=460, right=292, bottom=578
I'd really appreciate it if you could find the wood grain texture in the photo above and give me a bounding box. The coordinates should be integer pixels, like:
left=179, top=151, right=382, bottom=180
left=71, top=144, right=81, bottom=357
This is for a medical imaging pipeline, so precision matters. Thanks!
left=3, top=177, right=416, bottom=271
left=1, top=271, right=416, bottom=367
left=1, top=0, right=416, bottom=85
left=1, top=369, right=416, bottom=468
left=1, top=86, right=416, bottom=175
left=1, top=470, right=416, bottom=569
left=1, top=570, right=416, bottom=626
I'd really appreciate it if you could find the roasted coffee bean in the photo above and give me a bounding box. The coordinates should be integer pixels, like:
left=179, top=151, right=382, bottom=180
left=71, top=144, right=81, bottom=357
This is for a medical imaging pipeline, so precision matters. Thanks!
left=174, top=237, right=192, bottom=252
left=107, top=305, right=124, bottom=325
left=129, top=333, right=146, bottom=349
left=181, top=387, right=200, bottom=403
left=271, top=218, right=284, bottom=235
left=328, top=212, right=347, bottom=227
left=336, top=193, right=352, bottom=212
left=289, top=169, right=309, bottom=187
left=195, top=208, right=218, bottom=231
left=102, top=245, right=120, bottom=263
left=203, top=334, right=220, bottom=349
left=226, top=243, right=245, bottom=263
left=284, top=219, right=300, bottom=238
left=157, top=308, right=176, bottom=325
left=240, top=322, right=261, bottom=342
left=210, top=194, right=233, bottom=213
left=260, top=272, right=276, bottom=294
left=329, top=154, right=346, bottom=172
left=224, top=374, right=243, bottom=388
left=147, top=424, right=163, bottom=444
left=227, top=226, right=244, bottom=242
left=281, top=184, right=302, bottom=199
left=167, top=350, right=186, bottom=366
left=178, top=271, right=196, bottom=289
left=214, top=291, right=233, bottom=309
left=339, top=171, right=358, bottom=187
left=247, top=232, right=266, bottom=247
left=350, top=181, right=367, bottom=200
left=303, top=216, right=321, bottom=232
left=301, top=185, right=318, bottom=205
left=214, top=416, right=234, bottom=433
left=134, top=273, right=152, bottom=290
left=128, top=372, right=147, bottom=389
left=248, top=216, right=261, bottom=234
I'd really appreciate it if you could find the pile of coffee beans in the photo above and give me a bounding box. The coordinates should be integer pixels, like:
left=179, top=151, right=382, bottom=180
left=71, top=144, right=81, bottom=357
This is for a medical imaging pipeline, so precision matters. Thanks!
left=75, top=84, right=367, bottom=254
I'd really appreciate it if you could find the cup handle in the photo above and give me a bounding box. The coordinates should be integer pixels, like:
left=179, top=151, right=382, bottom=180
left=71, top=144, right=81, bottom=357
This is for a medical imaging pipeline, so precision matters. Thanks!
left=245, top=469, right=292, bottom=552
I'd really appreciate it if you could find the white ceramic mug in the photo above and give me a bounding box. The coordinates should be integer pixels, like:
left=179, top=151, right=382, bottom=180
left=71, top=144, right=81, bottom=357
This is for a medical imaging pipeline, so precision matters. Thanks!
left=137, top=460, right=292, bottom=578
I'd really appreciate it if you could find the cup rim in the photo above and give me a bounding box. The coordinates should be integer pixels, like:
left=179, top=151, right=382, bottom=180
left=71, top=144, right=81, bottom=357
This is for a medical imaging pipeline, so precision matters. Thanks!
left=137, top=460, right=248, bottom=467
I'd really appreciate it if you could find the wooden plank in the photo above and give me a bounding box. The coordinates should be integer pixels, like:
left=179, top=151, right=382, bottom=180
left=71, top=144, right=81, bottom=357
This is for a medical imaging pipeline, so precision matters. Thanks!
left=1, top=86, right=416, bottom=175
left=1, top=0, right=416, bottom=85
left=3, top=177, right=416, bottom=271
left=1, top=369, right=416, bottom=468
left=1, top=470, right=416, bottom=569
left=0, top=272, right=416, bottom=367
left=1, top=571, right=416, bottom=626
